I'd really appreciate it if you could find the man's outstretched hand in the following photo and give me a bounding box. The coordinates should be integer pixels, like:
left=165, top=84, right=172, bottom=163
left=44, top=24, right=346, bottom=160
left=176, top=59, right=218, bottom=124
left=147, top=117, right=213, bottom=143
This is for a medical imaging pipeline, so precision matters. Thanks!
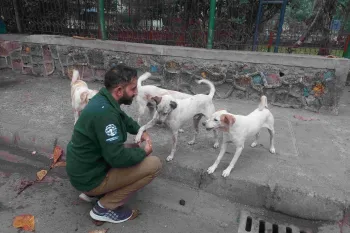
left=140, top=131, right=151, bottom=144
left=140, top=131, right=153, bottom=156
left=143, top=141, right=153, bottom=156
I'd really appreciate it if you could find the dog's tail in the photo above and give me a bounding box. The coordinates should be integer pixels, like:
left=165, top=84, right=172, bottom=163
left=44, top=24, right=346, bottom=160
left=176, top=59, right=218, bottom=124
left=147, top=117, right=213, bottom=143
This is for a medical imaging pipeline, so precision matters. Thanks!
left=258, top=95, right=268, bottom=111
left=196, top=79, right=215, bottom=98
left=71, top=69, right=80, bottom=85
left=137, top=72, right=152, bottom=89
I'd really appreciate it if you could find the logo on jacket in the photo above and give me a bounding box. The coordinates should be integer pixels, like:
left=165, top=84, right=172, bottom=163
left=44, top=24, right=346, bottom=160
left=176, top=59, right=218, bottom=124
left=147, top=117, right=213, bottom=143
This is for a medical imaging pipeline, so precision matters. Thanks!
left=105, top=124, right=118, bottom=137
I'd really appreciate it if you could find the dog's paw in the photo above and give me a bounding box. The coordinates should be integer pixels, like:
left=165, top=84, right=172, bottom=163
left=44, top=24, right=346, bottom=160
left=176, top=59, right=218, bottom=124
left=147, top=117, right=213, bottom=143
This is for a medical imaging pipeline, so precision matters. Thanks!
left=207, top=165, right=217, bottom=174
left=222, top=168, right=232, bottom=177
left=270, top=147, right=276, bottom=154
left=179, top=129, right=185, bottom=133
left=166, top=155, right=174, bottom=161
left=251, top=142, right=258, bottom=148
left=187, top=140, right=195, bottom=145
left=134, top=133, right=142, bottom=143
left=213, top=142, right=219, bottom=149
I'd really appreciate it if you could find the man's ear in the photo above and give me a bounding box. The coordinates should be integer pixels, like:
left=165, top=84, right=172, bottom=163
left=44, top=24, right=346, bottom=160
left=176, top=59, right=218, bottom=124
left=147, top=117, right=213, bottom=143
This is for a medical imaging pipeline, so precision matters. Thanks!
left=151, top=96, right=162, bottom=105
left=170, top=101, right=177, bottom=109
left=80, top=91, right=89, bottom=104
left=220, top=114, right=235, bottom=126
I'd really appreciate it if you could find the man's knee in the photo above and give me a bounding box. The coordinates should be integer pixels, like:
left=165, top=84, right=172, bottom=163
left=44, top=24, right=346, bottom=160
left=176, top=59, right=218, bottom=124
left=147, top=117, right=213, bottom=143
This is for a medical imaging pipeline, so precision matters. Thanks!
left=143, top=155, right=162, bottom=175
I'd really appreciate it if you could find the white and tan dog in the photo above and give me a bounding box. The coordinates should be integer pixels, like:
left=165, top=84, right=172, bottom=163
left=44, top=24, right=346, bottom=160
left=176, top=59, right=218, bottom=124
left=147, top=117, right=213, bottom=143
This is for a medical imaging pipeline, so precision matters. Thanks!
left=71, top=69, right=98, bottom=125
left=136, top=72, right=194, bottom=124
left=203, top=96, right=276, bottom=177
left=135, top=79, right=220, bottom=161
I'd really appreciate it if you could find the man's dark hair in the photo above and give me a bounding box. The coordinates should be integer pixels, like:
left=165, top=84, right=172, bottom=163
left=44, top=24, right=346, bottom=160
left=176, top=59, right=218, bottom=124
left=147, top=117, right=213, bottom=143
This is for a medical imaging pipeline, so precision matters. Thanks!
left=104, top=64, right=138, bottom=91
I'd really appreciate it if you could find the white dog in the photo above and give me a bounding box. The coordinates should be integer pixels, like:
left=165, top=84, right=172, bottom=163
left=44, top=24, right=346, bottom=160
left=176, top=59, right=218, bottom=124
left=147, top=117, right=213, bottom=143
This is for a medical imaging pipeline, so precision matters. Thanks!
left=135, top=79, right=220, bottom=161
left=136, top=72, right=194, bottom=124
left=203, top=95, right=276, bottom=177
left=71, top=69, right=98, bottom=125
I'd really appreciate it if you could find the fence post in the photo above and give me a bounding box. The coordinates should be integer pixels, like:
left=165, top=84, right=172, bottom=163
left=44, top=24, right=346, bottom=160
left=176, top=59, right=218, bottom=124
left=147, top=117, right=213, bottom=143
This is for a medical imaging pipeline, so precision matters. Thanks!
left=207, top=0, right=216, bottom=49
left=343, top=35, right=350, bottom=59
left=274, top=0, right=288, bottom=53
left=12, top=0, right=22, bottom=33
left=252, top=0, right=263, bottom=51
left=99, top=0, right=107, bottom=40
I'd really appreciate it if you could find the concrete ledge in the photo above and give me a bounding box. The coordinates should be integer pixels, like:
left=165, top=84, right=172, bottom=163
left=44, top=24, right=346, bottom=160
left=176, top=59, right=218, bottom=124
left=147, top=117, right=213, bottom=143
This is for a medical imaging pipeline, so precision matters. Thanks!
left=2, top=121, right=346, bottom=221
left=0, top=125, right=57, bottom=158
left=1, top=34, right=349, bottom=69
left=0, top=122, right=21, bottom=144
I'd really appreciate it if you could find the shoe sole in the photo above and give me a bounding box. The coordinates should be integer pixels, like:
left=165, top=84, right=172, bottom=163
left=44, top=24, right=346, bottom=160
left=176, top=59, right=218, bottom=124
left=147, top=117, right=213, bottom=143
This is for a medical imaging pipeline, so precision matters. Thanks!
left=89, top=210, right=132, bottom=224
left=79, top=193, right=98, bottom=203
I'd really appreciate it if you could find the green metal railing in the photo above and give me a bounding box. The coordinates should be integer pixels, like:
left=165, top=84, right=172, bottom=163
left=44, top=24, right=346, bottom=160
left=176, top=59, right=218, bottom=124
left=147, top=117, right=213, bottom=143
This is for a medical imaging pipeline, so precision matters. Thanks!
left=0, top=0, right=348, bottom=57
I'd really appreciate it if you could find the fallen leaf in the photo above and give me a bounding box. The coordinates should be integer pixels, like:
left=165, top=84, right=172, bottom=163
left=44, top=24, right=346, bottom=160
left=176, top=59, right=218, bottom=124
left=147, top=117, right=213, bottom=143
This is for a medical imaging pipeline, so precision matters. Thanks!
left=36, top=170, right=48, bottom=181
left=13, top=214, right=35, bottom=231
left=53, top=146, right=63, bottom=164
left=129, top=209, right=141, bottom=220
left=52, top=161, right=66, bottom=168
left=88, top=229, right=109, bottom=233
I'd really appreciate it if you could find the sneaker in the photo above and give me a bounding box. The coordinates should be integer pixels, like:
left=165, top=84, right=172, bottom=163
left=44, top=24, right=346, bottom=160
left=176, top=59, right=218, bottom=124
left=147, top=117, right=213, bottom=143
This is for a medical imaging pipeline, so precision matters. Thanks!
left=79, top=193, right=99, bottom=203
left=90, top=203, right=133, bottom=224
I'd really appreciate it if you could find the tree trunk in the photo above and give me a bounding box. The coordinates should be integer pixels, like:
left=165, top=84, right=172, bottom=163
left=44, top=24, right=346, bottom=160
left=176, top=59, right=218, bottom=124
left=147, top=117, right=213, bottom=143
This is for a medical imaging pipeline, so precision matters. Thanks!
left=292, top=6, right=322, bottom=48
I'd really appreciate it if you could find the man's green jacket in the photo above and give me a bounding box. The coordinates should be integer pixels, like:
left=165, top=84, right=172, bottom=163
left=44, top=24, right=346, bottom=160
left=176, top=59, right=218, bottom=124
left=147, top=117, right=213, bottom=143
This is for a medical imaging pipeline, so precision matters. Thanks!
left=66, top=87, right=146, bottom=192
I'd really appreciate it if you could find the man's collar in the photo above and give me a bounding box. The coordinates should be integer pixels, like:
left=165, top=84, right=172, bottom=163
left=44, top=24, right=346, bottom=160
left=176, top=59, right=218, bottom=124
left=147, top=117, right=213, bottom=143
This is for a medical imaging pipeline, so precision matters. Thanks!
left=99, top=87, right=121, bottom=111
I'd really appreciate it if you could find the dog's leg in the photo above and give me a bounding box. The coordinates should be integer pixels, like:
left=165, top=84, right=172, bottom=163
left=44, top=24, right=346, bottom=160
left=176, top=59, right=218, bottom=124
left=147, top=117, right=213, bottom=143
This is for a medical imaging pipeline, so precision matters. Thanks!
left=137, top=105, right=147, bottom=123
left=167, top=130, right=179, bottom=161
left=207, top=141, right=228, bottom=174
left=222, top=144, right=244, bottom=177
left=268, top=128, right=276, bottom=154
left=73, top=110, right=79, bottom=125
left=213, top=129, right=220, bottom=148
left=188, top=115, right=202, bottom=145
left=135, top=113, right=159, bottom=143
left=251, top=132, right=260, bottom=147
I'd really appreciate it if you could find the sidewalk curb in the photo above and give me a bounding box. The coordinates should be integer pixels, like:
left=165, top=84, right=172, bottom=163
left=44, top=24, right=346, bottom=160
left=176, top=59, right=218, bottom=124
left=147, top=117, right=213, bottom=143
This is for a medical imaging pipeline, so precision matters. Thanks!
left=0, top=121, right=348, bottom=221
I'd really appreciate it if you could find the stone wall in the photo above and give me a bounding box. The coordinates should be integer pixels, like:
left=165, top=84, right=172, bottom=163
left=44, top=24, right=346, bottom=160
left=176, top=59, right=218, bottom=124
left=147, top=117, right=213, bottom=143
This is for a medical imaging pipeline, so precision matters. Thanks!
left=1, top=34, right=349, bottom=115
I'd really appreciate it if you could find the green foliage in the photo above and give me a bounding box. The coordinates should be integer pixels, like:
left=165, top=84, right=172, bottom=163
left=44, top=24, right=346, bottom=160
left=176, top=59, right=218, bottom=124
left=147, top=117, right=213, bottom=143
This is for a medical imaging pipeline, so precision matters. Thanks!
left=285, top=0, right=313, bottom=22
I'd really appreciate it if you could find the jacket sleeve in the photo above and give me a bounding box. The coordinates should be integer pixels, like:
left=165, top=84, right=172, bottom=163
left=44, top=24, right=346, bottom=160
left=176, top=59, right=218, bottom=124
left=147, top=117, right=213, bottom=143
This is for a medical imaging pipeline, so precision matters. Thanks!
left=122, top=112, right=141, bottom=135
left=94, top=112, right=146, bottom=168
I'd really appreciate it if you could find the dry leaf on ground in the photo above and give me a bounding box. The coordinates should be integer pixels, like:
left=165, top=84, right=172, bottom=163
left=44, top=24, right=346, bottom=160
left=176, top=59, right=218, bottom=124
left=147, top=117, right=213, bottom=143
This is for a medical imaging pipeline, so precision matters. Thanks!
left=129, top=209, right=141, bottom=220
left=13, top=214, right=35, bottom=232
left=53, top=146, right=63, bottom=164
left=36, top=170, right=48, bottom=181
left=52, top=161, right=66, bottom=168
left=88, top=229, right=109, bottom=233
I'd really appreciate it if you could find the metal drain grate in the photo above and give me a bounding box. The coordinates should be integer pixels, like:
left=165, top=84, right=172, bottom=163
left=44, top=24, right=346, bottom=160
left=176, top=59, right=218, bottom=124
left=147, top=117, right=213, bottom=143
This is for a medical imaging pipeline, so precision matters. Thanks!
left=238, top=211, right=312, bottom=233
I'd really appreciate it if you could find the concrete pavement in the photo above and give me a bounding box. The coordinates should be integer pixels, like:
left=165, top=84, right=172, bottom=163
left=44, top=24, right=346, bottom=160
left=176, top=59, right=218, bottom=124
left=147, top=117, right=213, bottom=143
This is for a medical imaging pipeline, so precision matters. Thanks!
left=0, top=143, right=328, bottom=233
left=1, top=70, right=350, bottom=222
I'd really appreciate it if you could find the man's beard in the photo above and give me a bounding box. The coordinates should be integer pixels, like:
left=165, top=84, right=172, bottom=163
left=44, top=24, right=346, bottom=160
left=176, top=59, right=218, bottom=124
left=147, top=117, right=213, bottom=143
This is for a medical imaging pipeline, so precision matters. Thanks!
left=119, top=94, right=134, bottom=105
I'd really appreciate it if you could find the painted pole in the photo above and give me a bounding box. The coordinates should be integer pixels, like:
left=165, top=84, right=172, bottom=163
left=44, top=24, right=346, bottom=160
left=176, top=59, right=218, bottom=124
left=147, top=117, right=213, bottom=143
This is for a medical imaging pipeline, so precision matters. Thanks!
left=343, top=35, right=350, bottom=58
left=99, top=0, right=107, bottom=40
left=252, top=0, right=263, bottom=51
left=274, top=0, right=288, bottom=53
left=207, top=0, right=216, bottom=49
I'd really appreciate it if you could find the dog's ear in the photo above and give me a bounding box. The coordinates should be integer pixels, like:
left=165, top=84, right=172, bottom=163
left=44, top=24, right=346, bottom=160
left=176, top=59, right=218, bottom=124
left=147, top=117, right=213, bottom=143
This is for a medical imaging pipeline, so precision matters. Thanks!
left=220, top=114, right=235, bottom=126
left=151, top=96, right=162, bottom=105
left=170, top=101, right=177, bottom=109
left=80, top=91, right=89, bottom=104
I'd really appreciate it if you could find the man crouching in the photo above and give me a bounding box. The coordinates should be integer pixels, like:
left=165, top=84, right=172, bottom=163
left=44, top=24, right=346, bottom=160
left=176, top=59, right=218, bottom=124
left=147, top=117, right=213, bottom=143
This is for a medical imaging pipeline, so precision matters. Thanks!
left=66, top=64, right=162, bottom=224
